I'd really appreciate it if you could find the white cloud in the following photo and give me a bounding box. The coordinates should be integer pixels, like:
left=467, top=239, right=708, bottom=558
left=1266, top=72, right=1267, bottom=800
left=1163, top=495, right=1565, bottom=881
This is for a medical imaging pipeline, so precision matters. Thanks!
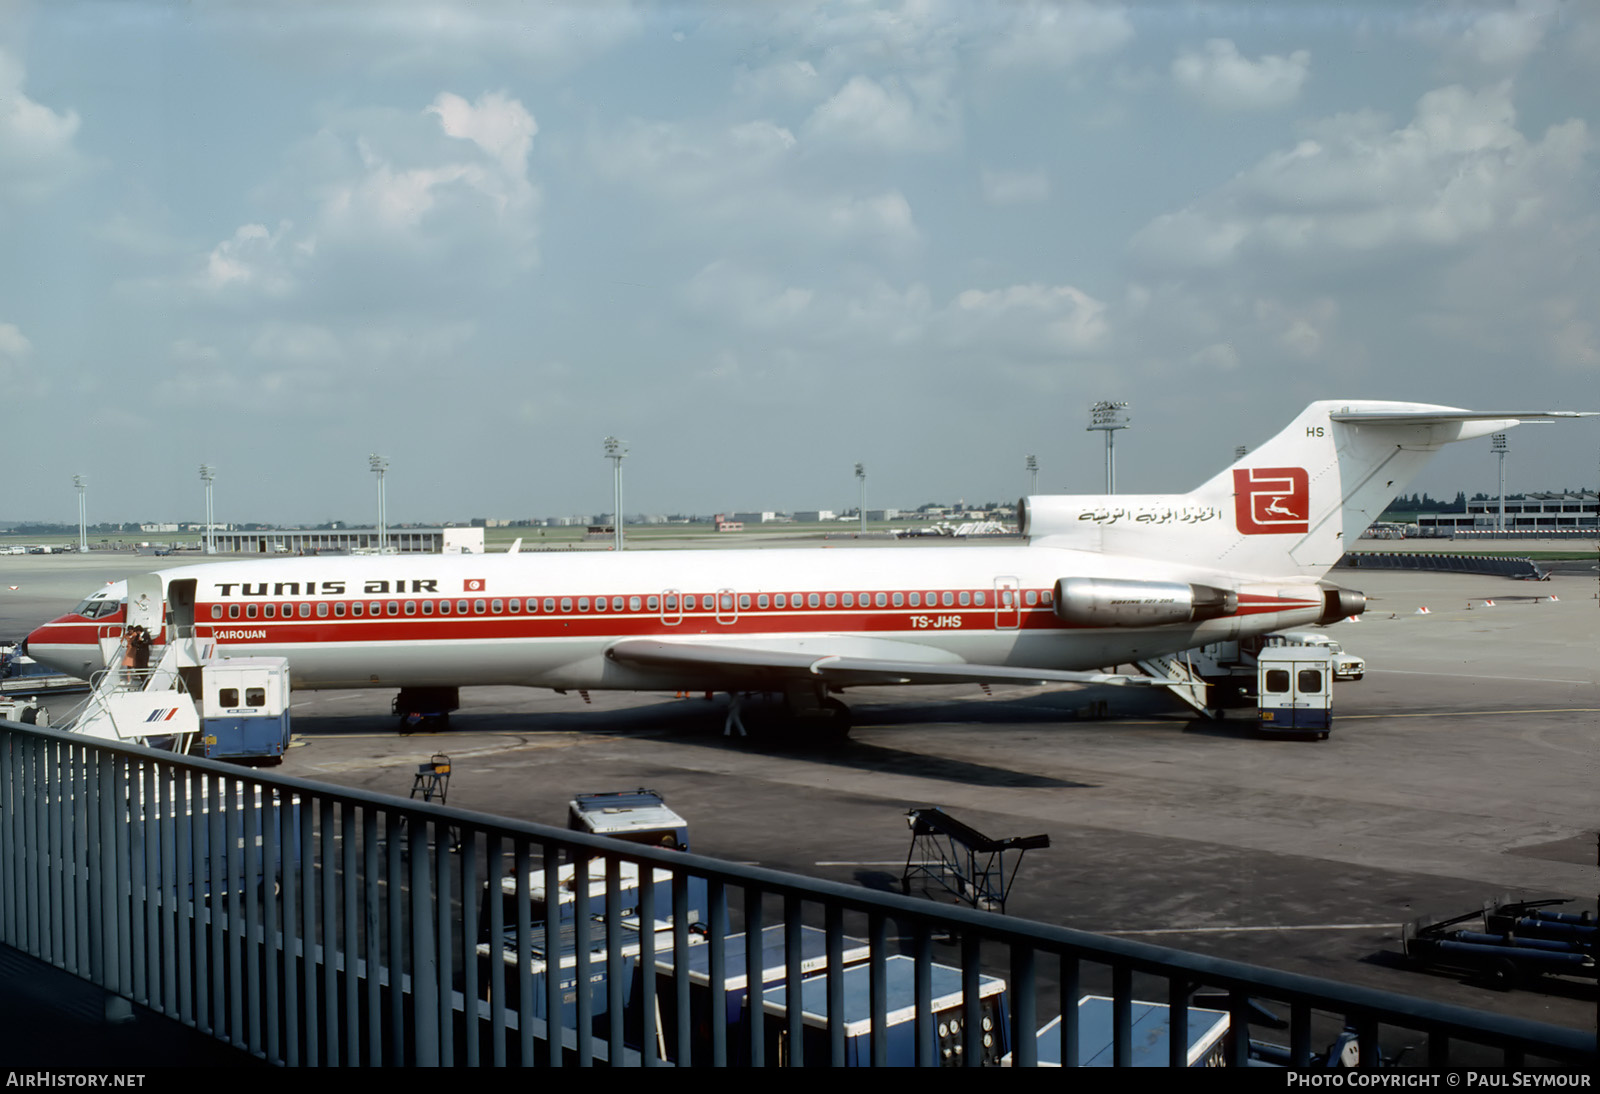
left=426, top=90, right=536, bottom=176
left=803, top=73, right=958, bottom=152
left=319, top=92, right=540, bottom=247
left=983, top=1, right=1134, bottom=70
left=1413, top=0, right=1561, bottom=70
left=1172, top=39, right=1310, bottom=112
left=1132, top=82, right=1592, bottom=269
left=198, top=222, right=300, bottom=296
left=0, top=50, right=84, bottom=205
left=589, top=117, right=919, bottom=251
left=949, top=283, right=1109, bottom=354
left=981, top=168, right=1049, bottom=206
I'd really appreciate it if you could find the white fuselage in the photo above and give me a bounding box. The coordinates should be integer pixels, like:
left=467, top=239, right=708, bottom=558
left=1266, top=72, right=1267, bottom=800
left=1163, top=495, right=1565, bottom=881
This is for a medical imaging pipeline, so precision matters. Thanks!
left=27, top=545, right=1327, bottom=692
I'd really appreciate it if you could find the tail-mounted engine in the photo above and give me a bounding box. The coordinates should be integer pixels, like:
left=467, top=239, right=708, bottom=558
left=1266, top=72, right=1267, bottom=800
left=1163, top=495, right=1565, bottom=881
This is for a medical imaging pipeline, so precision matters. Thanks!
left=1318, top=586, right=1367, bottom=624
left=1053, top=578, right=1238, bottom=627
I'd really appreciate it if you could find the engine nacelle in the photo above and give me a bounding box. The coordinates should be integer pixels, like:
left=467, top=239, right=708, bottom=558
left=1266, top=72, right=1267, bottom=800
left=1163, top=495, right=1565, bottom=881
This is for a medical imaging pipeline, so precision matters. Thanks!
left=1053, top=578, right=1238, bottom=627
left=1318, top=586, right=1367, bottom=624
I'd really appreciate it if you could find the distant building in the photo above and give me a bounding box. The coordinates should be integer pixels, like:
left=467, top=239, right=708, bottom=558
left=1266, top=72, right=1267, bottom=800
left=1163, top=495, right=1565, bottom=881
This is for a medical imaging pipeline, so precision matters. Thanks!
left=793, top=510, right=835, bottom=523
left=733, top=512, right=776, bottom=524
left=139, top=523, right=178, bottom=533
left=1416, top=491, right=1597, bottom=533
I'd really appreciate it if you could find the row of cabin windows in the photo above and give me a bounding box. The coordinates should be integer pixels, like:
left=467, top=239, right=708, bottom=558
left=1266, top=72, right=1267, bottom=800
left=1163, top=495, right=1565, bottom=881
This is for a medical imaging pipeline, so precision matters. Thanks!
left=209, top=587, right=1054, bottom=621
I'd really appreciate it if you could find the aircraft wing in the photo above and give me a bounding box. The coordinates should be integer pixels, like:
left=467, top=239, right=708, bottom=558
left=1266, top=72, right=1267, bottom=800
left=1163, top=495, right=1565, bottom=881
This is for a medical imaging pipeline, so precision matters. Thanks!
left=604, top=637, right=1168, bottom=688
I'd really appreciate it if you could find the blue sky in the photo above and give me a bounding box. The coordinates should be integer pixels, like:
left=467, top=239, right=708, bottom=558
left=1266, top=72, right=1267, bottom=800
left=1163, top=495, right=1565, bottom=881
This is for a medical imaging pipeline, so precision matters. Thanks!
left=3, top=1, right=1596, bottom=524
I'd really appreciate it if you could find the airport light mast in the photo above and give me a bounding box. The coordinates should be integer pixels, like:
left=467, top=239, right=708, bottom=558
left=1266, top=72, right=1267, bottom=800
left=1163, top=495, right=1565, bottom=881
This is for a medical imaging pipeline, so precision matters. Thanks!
left=1026, top=454, right=1038, bottom=495
left=369, top=454, right=388, bottom=553
left=73, top=475, right=87, bottom=552
left=199, top=464, right=215, bottom=555
left=1087, top=400, right=1130, bottom=494
left=855, top=462, right=866, bottom=533
left=1491, top=432, right=1508, bottom=533
left=604, top=436, right=627, bottom=551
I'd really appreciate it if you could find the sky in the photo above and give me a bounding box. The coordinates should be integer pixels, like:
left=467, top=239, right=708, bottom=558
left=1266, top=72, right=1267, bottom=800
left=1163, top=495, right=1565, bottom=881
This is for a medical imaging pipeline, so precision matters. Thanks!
left=3, top=0, right=1597, bottom=525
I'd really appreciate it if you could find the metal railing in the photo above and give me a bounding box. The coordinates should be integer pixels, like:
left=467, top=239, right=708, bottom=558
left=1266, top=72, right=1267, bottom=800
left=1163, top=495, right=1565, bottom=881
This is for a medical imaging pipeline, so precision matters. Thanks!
left=1, top=720, right=1594, bottom=1068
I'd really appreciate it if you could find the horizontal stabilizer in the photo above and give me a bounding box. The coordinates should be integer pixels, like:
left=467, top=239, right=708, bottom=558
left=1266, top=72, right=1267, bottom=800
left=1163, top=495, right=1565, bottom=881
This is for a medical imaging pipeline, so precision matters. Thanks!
left=1328, top=409, right=1595, bottom=425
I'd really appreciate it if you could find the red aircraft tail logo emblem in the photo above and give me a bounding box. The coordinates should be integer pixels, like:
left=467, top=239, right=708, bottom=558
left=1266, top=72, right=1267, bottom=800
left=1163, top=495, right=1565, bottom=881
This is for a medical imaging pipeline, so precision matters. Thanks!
left=1233, top=467, right=1309, bottom=535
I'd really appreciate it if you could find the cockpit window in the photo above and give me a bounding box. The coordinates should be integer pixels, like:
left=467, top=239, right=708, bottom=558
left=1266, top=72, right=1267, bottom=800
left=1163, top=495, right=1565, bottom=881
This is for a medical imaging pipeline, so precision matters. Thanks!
left=75, top=597, right=124, bottom=619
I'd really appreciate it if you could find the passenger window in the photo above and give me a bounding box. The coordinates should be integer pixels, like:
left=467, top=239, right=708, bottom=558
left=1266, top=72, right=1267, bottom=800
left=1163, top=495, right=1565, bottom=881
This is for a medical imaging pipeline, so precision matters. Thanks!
left=740, top=594, right=751, bottom=610
left=317, top=602, right=329, bottom=617
left=775, top=594, right=786, bottom=608
left=560, top=598, right=572, bottom=613
left=842, top=593, right=853, bottom=607
left=875, top=593, right=887, bottom=607
left=824, top=593, right=836, bottom=608
left=350, top=602, right=362, bottom=617
left=245, top=688, right=265, bottom=707
left=721, top=594, right=733, bottom=611
left=218, top=688, right=239, bottom=706
left=370, top=601, right=383, bottom=616
left=942, top=592, right=954, bottom=607
left=507, top=599, right=520, bottom=613
left=612, top=597, right=623, bottom=611
left=975, top=592, right=987, bottom=606
left=892, top=592, right=904, bottom=607
left=491, top=599, right=504, bottom=613
left=807, top=593, right=820, bottom=609
left=385, top=601, right=398, bottom=616
left=646, top=596, right=658, bottom=611
left=577, top=597, right=589, bottom=612
left=594, top=597, right=606, bottom=612
left=1000, top=590, right=1012, bottom=607
left=544, top=599, right=555, bottom=613
left=211, top=605, right=223, bottom=620
left=457, top=600, right=468, bottom=614
left=758, top=595, right=769, bottom=609
left=1024, top=591, right=1036, bottom=606
left=422, top=600, right=433, bottom=615
left=229, top=604, right=240, bottom=619
left=908, top=593, right=919, bottom=607
left=439, top=599, right=450, bottom=614
left=334, top=602, right=346, bottom=617
left=475, top=599, right=487, bottom=614
left=246, top=604, right=258, bottom=619
left=404, top=601, right=416, bottom=615
left=959, top=592, right=971, bottom=607
left=1265, top=670, right=1290, bottom=693
left=630, top=596, right=642, bottom=611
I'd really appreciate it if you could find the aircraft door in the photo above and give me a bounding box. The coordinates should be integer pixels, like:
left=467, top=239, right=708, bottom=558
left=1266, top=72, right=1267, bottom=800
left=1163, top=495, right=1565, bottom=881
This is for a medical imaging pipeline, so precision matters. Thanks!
left=715, top=588, right=738, bottom=626
left=660, top=589, right=683, bottom=626
left=126, top=573, right=164, bottom=636
left=167, top=578, right=197, bottom=638
left=993, top=576, right=1020, bottom=630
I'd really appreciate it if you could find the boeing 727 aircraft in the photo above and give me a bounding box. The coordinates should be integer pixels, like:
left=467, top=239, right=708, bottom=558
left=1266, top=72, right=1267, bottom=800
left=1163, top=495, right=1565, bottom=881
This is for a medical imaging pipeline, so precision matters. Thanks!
left=24, top=401, right=1593, bottom=733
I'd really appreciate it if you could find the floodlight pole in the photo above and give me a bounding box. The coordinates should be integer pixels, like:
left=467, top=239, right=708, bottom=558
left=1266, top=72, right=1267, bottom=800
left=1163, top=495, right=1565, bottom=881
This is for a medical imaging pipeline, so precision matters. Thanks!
left=199, top=465, right=216, bottom=554
left=73, top=475, right=87, bottom=552
left=1026, top=454, right=1038, bottom=496
left=1491, top=433, right=1508, bottom=533
left=1087, top=401, right=1130, bottom=494
left=369, top=454, right=388, bottom=552
left=605, top=437, right=627, bottom=550
left=855, top=463, right=866, bottom=533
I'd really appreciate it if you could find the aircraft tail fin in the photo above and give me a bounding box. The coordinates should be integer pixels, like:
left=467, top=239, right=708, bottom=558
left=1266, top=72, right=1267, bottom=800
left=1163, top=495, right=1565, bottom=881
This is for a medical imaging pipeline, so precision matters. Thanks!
left=1020, top=401, right=1593, bottom=579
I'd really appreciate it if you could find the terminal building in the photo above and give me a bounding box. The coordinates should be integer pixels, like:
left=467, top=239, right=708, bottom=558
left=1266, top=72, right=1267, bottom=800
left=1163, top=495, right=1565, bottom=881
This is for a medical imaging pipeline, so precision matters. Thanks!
left=207, top=526, right=485, bottom=555
left=1415, top=491, right=1598, bottom=534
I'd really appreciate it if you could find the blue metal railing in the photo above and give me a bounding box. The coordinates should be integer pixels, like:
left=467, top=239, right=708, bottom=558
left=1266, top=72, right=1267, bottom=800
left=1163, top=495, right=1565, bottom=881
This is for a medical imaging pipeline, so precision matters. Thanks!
left=2, top=720, right=1594, bottom=1067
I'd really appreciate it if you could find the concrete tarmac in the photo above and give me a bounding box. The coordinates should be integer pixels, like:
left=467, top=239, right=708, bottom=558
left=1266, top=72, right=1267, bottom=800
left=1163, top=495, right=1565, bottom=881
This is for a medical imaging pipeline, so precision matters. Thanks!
left=2, top=549, right=1596, bottom=1054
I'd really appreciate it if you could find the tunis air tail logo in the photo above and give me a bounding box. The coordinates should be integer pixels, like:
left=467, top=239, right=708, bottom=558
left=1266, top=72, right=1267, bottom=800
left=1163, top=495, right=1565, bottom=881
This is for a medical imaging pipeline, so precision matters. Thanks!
left=1233, top=468, right=1309, bottom=535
